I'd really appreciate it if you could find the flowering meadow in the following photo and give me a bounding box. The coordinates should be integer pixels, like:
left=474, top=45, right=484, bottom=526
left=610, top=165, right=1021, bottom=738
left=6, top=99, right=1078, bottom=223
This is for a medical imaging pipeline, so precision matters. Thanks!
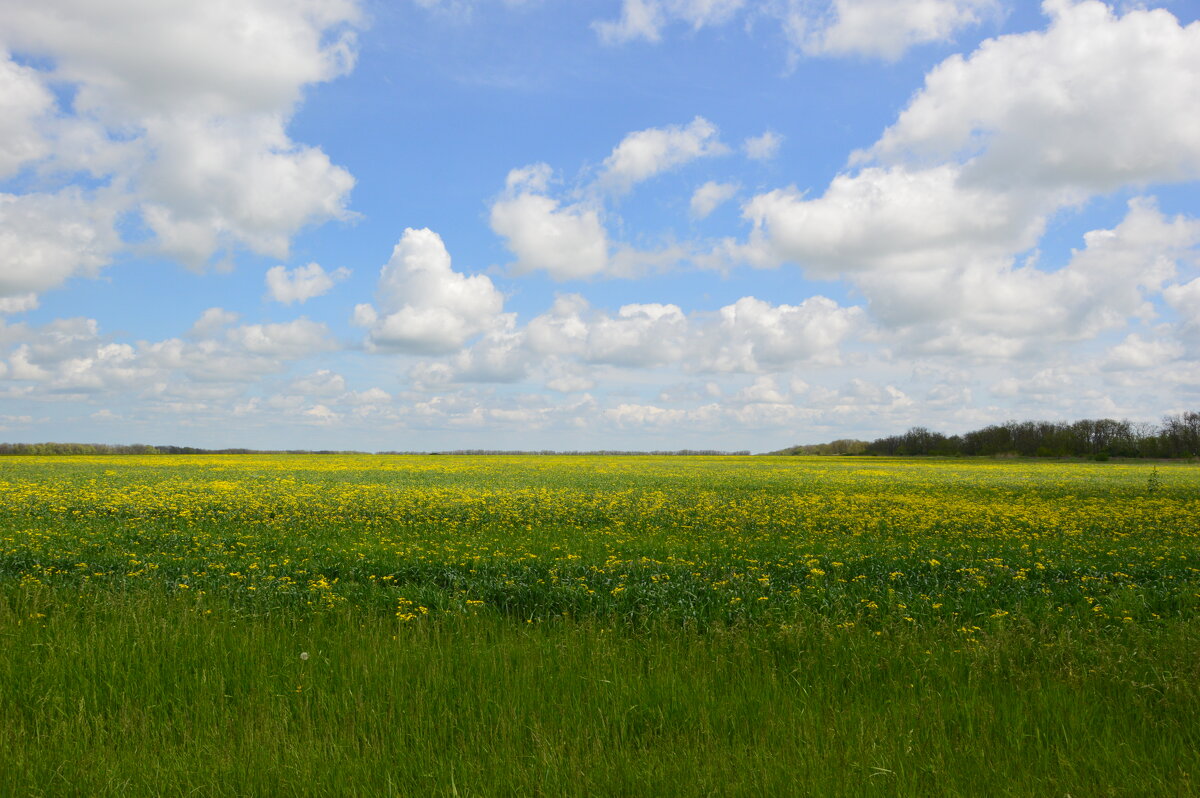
left=2, top=454, right=1197, bottom=628
left=1, top=455, right=1197, bottom=795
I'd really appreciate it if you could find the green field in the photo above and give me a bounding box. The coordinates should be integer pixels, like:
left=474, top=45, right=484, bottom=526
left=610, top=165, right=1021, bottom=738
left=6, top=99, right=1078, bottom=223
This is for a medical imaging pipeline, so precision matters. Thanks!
left=1, top=455, right=1198, bottom=795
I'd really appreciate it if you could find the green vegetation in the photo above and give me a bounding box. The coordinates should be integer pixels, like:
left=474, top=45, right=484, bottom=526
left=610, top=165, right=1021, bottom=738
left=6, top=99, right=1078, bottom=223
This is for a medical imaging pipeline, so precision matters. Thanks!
left=852, top=411, right=1199, bottom=458
left=1, top=454, right=1198, bottom=795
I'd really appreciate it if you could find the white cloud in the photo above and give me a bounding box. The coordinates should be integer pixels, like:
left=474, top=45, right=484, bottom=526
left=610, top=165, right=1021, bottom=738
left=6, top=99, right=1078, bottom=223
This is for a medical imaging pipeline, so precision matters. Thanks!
left=302, top=403, right=340, bottom=425
left=0, top=318, right=154, bottom=391
left=990, top=367, right=1078, bottom=399
left=1103, top=334, right=1184, bottom=371
left=792, top=0, right=998, bottom=60
left=189, top=308, right=240, bottom=338
left=857, top=199, right=1199, bottom=356
left=138, top=115, right=355, bottom=267
left=741, top=165, right=1038, bottom=276
left=0, top=0, right=361, bottom=286
left=594, top=0, right=990, bottom=60
left=0, top=294, right=38, bottom=315
left=690, top=181, right=738, bottom=220
left=742, top=1, right=1200, bottom=277
left=594, top=0, right=665, bottom=44
left=448, top=317, right=528, bottom=383
left=598, top=116, right=727, bottom=194
left=289, top=369, right=348, bottom=397
left=226, top=318, right=337, bottom=359
left=0, top=0, right=360, bottom=118
left=733, top=3, right=1200, bottom=363
left=743, top=131, right=782, bottom=161
left=492, top=121, right=725, bottom=279
left=734, top=376, right=788, bottom=404
left=342, top=386, right=391, bottom=406
left=124, top=312, right=336, bottom=386
left=0, top=52, right=53, bottom=178
left=0, top=189, right=123, bottom=298
left=266, top=262, right=351, bottom=304
left=594, top=0, right=746, bottom=44
left=412, top=289, right=864, bottom=390
left=490, top=190, right=610, bottom=280
left=694, top=296, right=864, bottom=371
left=489, top=162, right=611, bottom=280
left=869, top=0, right=1200, bottom=192
left=585, top=303, right=691, bottom=367
left=524, top=294, right=591, bottom=357
left=1164, top=277, right=1200, bottom=330
left=355, top=228, right=505, bottom=354
left=526, top=293, right=860, bottom=373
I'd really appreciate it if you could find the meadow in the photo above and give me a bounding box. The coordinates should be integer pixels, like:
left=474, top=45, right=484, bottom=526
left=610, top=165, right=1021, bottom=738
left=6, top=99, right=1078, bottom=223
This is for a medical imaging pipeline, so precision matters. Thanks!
left=0, top=454, right=1197, bottom=796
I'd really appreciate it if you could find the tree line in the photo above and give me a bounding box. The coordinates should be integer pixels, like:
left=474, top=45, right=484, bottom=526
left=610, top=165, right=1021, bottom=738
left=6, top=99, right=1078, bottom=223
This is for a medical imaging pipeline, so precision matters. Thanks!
left=0, top=443, right=360, bottom=456
left=0, top=443, right=753, bottom=457
left=795, top=411, right=1199, bottom=459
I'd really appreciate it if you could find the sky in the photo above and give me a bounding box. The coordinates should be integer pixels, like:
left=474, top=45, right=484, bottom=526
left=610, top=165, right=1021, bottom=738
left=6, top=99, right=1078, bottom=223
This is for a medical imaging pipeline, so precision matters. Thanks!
left=1, top=0, right=1198, bottom=452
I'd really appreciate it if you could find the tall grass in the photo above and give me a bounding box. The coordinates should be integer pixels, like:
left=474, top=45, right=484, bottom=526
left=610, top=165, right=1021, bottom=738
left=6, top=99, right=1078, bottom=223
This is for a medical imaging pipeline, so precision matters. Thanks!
left=1, top=587, right=1197, bottom=796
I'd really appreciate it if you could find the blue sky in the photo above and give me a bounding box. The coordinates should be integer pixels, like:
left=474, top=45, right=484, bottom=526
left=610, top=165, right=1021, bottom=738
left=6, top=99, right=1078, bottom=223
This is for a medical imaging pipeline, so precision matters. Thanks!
left=1, top=0, right=1198, bottom=451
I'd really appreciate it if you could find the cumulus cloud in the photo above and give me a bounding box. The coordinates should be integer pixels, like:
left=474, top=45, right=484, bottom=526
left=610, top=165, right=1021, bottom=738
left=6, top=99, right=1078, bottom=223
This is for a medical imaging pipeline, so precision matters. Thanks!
left=740, top=165, right=1038, bottom=276
left=138, top=116, right=355, bottom=267
left=0, top=0, right=361, bottom=293
left=593, top=0, right=745, bottom=44
left=189, top=307, right=240, bottom=338
left=868, top=0, right=1200, bottom=192
left=491, top=121, right=724, bottom=279
left=0, top=294, right=39, bottom=315
left=1103, top=334, right=1184, bottom=372
left=791, top=0, right=998, bottom=60
left=396, top=280, right=870, bottom=405
left=690, top=181, right=738, bottom=220
left=743, top=1, right=1200, bottom=275
left=266, top=262, right=351, bottom=304
left=1164, top=278, right=1200, bottom=331
left=743, top=131, right=782, bottom=161
left=0, top=305, right=343, bottom=399
left=598, top=116, right=728, bottom=193
left=425, top=291, right=863, bottom=386
left=733, top=2, right=1200, bottom=359
left=355, top=228, right=505, bottom=354
left=695, top=296, right=864, bottom=371
left=593, top=0, right=991, bottom=60
left=582, top=302, right=691, bottom=367
left=0, top=190, right=123, bottom=299
left=0, top=52, right=53, bottom=178
left=288, top=369, right=348, bottom=397
left=226, top=319, right=336, bottom=359
left=857, top=199, right=1200, bottom=357
left=490, top=186, right=610, bottom=280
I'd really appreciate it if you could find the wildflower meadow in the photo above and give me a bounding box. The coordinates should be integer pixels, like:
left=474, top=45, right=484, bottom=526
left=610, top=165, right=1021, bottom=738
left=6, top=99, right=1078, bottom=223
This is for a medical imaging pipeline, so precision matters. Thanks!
left=1, top=454, right=1197, bottom=795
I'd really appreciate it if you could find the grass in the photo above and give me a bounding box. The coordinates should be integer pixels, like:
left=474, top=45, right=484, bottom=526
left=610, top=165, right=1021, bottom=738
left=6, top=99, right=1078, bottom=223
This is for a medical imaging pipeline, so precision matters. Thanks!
left=1, top=455, right=1198, bottom=795
left=3, top=588, right=1198, bottom=797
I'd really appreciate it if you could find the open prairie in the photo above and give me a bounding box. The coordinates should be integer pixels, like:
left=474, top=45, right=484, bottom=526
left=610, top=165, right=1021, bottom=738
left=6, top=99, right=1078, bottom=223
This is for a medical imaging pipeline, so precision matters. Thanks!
left=1, top=455, right=1198, bottom=796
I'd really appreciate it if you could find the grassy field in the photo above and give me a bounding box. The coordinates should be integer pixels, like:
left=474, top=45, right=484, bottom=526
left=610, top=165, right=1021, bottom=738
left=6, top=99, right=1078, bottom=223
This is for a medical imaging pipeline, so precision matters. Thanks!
left=1, top=454, right=1197, bottom=795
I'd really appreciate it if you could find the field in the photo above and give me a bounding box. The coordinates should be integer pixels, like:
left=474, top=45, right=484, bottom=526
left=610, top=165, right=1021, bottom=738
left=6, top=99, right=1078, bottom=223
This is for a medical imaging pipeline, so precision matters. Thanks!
left=1, top=454, right=1198, bottom=796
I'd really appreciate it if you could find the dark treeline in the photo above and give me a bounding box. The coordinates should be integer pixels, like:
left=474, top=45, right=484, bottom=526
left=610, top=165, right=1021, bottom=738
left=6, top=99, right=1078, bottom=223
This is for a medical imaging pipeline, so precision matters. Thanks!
left=771, top=439, right=869, bottom=456
left=858, top=411, right=1200, bottom=459
left=0, top=442, right=161, bottom=456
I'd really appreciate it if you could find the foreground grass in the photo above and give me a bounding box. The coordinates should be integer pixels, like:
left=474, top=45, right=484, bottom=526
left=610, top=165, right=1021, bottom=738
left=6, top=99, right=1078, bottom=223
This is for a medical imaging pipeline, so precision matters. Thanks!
left=1, top=455, right=1198, bottom=795
left=1, top=588, right=1197, bottom=797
